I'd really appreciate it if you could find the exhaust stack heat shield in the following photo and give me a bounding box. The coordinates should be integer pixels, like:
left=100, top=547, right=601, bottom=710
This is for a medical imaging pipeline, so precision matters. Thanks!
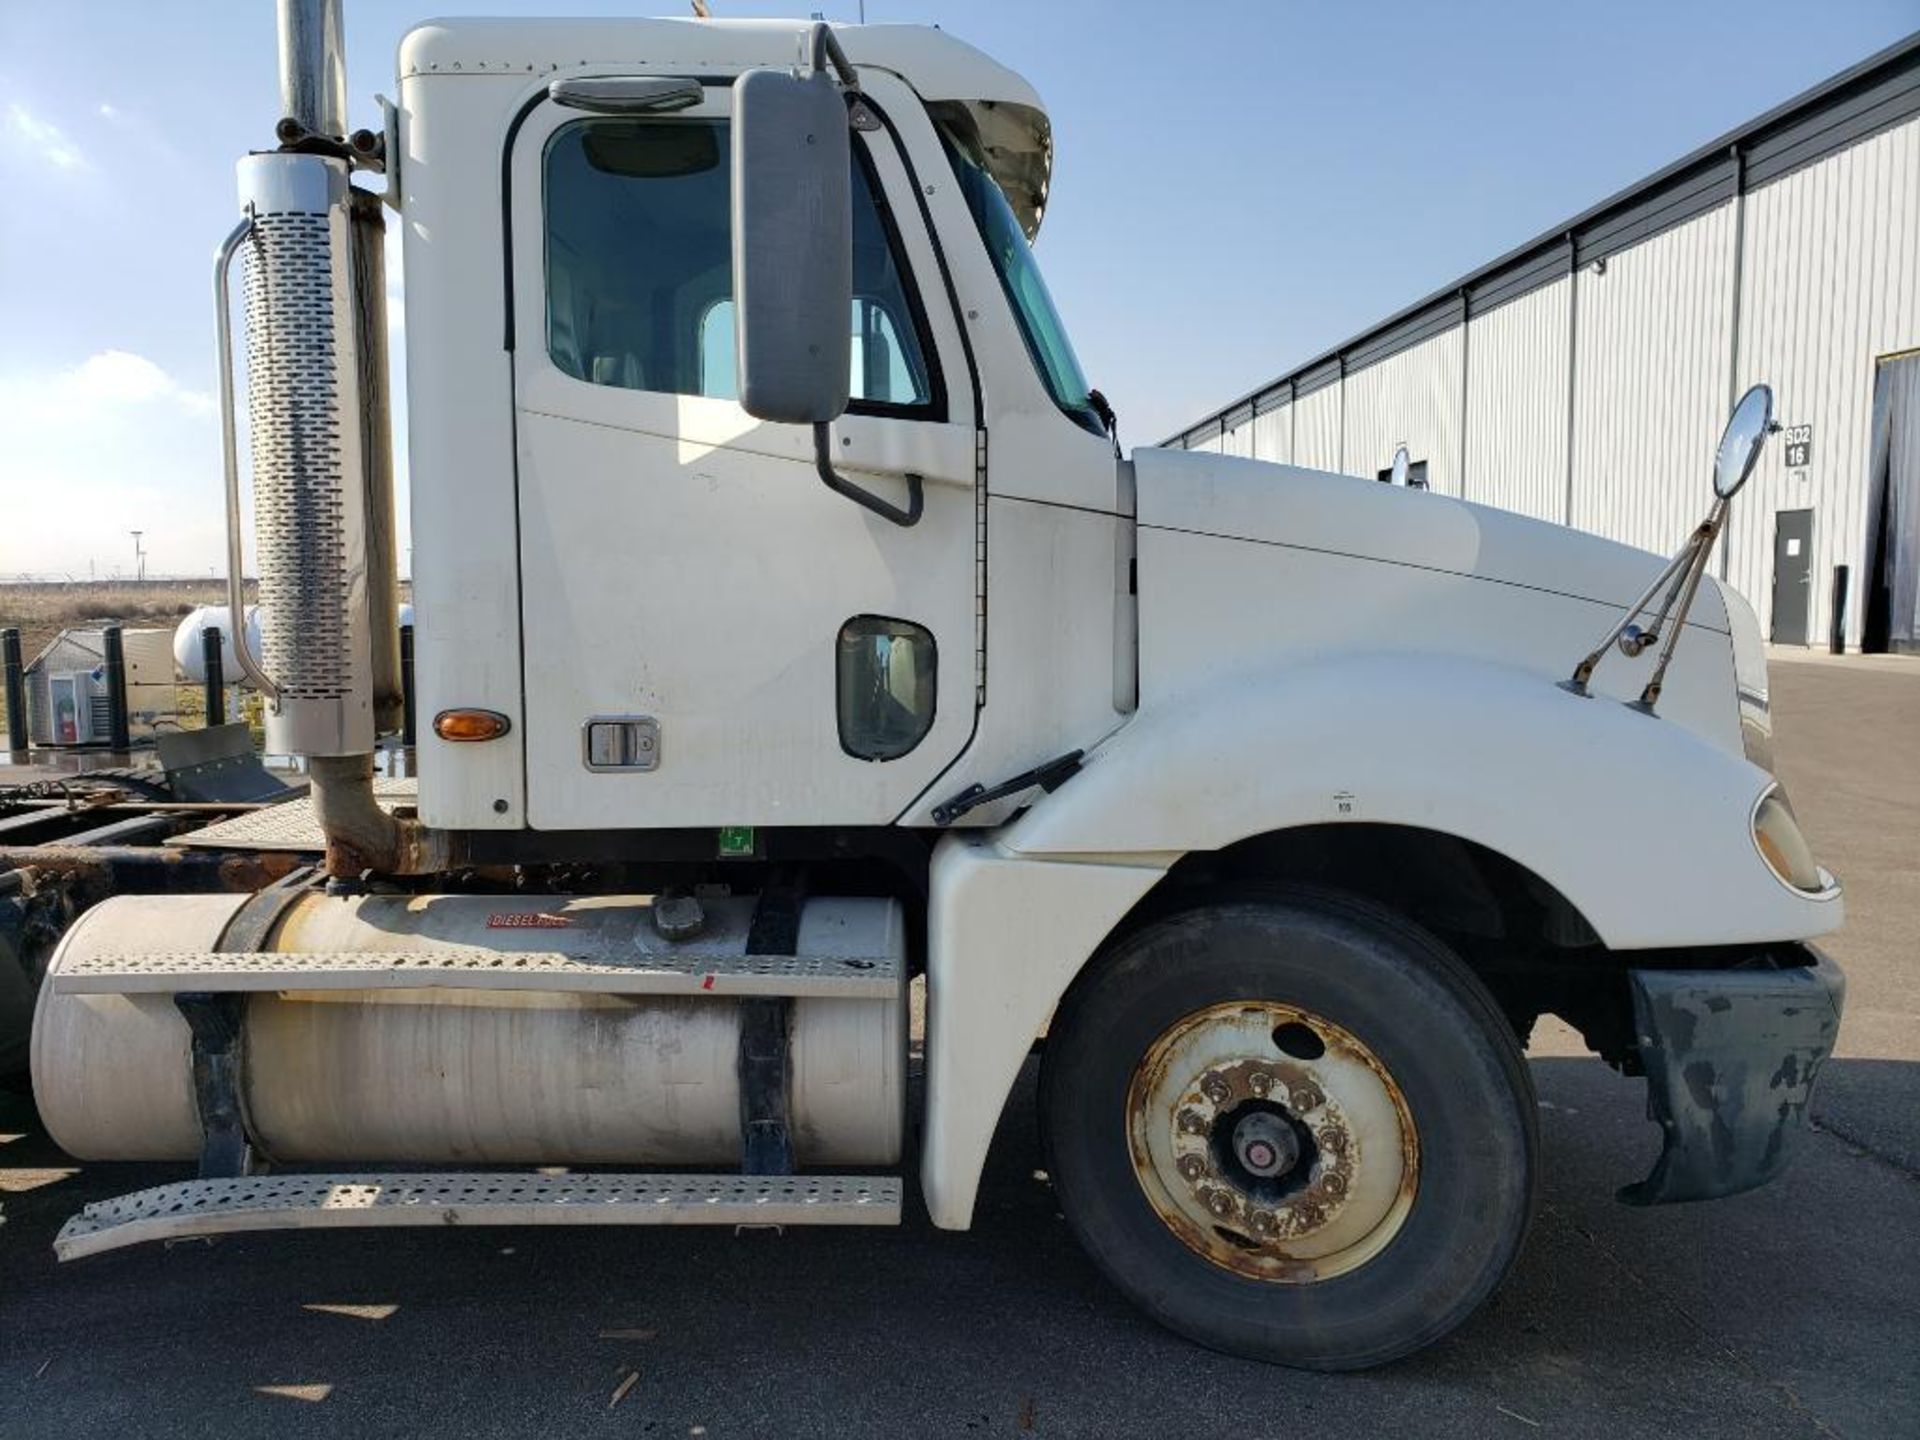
left=238, top=151, right=373, bottom=757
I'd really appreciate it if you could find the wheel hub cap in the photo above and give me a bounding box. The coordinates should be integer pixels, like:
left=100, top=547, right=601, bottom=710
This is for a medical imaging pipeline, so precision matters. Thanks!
left=1230, top=1111, right=1299, bottom=1178
left=1127, top=1002, right=1419, bottom=1283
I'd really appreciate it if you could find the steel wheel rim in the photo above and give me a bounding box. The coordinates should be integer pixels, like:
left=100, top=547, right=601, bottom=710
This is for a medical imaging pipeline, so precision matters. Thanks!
left=1125, top=1001, right=1419, bottom=1283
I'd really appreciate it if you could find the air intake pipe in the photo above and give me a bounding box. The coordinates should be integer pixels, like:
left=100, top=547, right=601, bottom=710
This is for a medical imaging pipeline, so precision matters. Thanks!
left=213, top=0, right=429, bottom=876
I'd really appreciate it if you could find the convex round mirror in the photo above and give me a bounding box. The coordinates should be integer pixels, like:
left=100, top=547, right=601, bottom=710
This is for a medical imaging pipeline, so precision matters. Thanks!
left=1389, top=445, right=1410, bottom=488
left=1714, top=384, right=1774, bottom=500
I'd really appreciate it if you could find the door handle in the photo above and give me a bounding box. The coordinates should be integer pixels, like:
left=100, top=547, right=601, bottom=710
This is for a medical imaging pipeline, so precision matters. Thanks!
left=812, top=422, right=923, bottom=527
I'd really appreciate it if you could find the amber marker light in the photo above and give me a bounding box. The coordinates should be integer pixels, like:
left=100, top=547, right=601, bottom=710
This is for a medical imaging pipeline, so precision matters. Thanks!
left=433, top=709, right=512, bottom=742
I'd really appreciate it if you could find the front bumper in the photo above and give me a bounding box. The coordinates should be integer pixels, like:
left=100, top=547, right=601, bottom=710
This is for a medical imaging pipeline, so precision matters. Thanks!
left=1620, top=945, right=1845, bottom=1205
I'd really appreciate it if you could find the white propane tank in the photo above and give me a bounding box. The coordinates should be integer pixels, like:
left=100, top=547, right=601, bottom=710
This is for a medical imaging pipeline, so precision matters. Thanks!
left=172, top=605, right=267, bottom=686
left=32, top=891, right=906, bottom=1167
left=172, top=604, right=409, bottom=685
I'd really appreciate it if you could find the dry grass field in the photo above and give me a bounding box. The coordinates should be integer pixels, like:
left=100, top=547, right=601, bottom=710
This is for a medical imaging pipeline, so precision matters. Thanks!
left=0, top=580, right=242, bottom=663
left=1, top=580, right=412, bottom=748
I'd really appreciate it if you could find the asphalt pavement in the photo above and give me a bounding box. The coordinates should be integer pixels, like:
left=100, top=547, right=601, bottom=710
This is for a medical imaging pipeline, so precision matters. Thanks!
left=1, top=651, right=1914, bottom=1438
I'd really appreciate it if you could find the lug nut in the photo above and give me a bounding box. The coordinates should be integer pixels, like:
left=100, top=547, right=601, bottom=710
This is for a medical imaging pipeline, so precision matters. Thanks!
left=1177, top=1154, right=1205, bottom=1180
left=1322, top=1171, right=1347, bottom=1196
left=1249, top=1210, right=1278, bottom=1238
left=1201, top=1075, right=1231, bottom=1105
left=1290, top=1082, right=1324, bottom=1113
left=1248, top=1071, right=1273, bottom=1097
left=1177, top=1108, right=1207, bottom=1135
left=1204, top=1189, right=1235, bottom=1217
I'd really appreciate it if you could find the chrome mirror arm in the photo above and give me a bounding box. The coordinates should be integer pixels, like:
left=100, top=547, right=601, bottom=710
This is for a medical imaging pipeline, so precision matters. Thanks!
left=1564, top=539, right=1697, bottom=695
left=1622, top=513, right=1719, bottom=656
left=1633, top=496, right=1731, bottom=712
left=1563, top=497, right=1731, bottom=710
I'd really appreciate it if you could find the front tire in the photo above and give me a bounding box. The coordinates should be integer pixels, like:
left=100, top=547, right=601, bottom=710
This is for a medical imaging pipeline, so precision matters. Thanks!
left=1039, top=888, right=1536, bottom=1371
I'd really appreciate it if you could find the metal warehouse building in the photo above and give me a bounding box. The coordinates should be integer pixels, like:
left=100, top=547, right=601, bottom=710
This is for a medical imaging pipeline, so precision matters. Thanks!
left=1169, top=33, right=1920, bottom=652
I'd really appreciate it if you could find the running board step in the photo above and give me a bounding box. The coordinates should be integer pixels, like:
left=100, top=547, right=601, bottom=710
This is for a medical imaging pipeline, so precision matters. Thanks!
left=51, top=948, right=899, bottom=1000
left=55, top=1172, right=902, bottom=1260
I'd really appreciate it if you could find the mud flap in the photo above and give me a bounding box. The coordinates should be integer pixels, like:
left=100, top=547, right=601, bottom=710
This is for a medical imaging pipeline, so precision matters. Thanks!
left=1621, top=946, right=1844, bottom=1205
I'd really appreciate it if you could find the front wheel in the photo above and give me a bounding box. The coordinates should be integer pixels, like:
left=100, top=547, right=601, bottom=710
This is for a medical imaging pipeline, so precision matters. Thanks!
left=1039, top=889, right=1536, bottom=1370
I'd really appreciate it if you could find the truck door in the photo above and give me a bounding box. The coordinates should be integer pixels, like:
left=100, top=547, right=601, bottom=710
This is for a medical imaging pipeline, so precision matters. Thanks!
left=507, top=85, right=978, bottom=830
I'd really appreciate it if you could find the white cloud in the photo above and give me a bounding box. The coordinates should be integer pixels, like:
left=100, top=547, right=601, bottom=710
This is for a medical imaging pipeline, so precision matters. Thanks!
left=5, top=102, right=85, bottom=170
left=0, top=345, right=415, bottom=579
left=88, top=96, right=184, bottom=170
left=6, top=350, right=214, bottom=419
left=0, top=352, right=222, bottom=577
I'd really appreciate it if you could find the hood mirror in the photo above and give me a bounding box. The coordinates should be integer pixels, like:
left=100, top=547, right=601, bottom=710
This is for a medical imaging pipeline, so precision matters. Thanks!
left=1714, top=384, right=1774, bottom=500
left=1564, top=384, right=1779, bottom=714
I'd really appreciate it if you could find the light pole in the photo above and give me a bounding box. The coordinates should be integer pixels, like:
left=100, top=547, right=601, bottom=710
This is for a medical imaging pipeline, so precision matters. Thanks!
left=129, top=530, right=146, bottom=583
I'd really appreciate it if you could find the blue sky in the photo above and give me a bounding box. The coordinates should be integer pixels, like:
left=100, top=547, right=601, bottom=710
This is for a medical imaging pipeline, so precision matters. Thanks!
left=2, top=0, right=1914, bottom=578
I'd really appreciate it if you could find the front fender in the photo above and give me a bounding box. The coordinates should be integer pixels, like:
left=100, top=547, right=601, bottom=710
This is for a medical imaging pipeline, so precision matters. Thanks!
left=1003, top=653, right=1840, bottom=951
left=922, top=837, right=1166, bottom=1229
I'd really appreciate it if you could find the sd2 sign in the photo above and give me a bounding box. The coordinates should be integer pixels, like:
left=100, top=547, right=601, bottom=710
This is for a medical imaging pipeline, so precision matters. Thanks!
left=1782, top=424, right=1813, bottom=469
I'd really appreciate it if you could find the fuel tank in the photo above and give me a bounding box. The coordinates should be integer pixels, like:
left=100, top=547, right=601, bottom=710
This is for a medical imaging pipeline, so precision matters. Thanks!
left=32, top=890, right=905, bottom=1167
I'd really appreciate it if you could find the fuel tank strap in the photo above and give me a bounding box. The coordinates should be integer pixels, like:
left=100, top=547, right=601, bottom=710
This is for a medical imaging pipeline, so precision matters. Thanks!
left=174, top=992, right=261, bottom=1179
left=180, top=868, right=318, bottom=1178
left=215, top=865, right=319, bottom=952
left=739, top=885, right=801, bottom=1176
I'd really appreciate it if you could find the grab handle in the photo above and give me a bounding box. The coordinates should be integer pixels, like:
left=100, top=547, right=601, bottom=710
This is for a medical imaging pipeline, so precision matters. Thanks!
left=213, top=212, right=281, bottom=705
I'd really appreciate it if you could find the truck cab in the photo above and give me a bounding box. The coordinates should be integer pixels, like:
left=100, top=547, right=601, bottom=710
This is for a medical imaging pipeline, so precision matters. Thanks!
left=24, top=10, right=1845, bottom=1373
left=399, top=19, right=1126, bottom=836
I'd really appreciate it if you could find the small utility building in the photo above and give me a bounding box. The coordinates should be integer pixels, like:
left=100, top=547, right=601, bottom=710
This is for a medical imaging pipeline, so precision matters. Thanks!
left=1169, top=34, right=1920, bottom=652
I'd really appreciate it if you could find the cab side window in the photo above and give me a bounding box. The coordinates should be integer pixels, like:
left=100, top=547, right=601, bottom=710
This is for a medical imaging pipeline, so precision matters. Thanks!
left=545, top=116, right=938, bottom=413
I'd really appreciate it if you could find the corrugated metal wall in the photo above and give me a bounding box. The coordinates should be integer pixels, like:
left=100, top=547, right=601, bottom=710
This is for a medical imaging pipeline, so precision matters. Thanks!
left=1293, top=386, right=1342, bottom=470
left=1724, top=117, right=1920, bottom=645
left=1167, top=99, right=1920, bottom=649
left=1340, top=330, right=1465, bottom=494
left=1570, top=206, right=1736, bottom=557
left=1464, top=279, right=1570, bottom=520
left=1252, top=402, right=1291, bottom=463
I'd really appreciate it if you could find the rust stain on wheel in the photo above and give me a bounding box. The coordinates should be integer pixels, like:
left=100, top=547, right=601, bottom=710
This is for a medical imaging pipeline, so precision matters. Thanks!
left=1126, top=1002, right=1419, bottom=1283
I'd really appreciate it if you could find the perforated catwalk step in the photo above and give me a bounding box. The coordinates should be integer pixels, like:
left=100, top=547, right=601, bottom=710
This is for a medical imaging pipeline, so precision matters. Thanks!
left=56, top=1172, right=902, bottom=1260
left=51, top=946, right=900, bottom=999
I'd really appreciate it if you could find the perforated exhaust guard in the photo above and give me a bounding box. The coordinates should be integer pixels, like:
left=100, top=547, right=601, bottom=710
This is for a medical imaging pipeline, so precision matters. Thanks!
left=236, top=151, right=374, bottom=759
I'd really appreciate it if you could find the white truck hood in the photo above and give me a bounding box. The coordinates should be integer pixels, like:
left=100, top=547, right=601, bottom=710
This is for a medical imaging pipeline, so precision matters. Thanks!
left=1131, top=448, right=1729, bottom=633
left=1126, top=448, right=1742, bottom=754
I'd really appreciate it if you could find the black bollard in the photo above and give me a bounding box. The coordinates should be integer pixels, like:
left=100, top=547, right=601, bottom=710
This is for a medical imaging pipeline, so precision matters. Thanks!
left=2, top=628, right=25, bottom=756
left=1830, top=565, right=1849, bottom=655
left=400, top=622, right=417, bottom=747
left=203, top=625, right=227, bottom=727
left=102, top=625, right=132, bottom=753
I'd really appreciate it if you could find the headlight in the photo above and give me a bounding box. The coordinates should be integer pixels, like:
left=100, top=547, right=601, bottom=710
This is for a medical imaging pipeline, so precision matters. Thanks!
left=1752, top=789, right=1826, bottom=893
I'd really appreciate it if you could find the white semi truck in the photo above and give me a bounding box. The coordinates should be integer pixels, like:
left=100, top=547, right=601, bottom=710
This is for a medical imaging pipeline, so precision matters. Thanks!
left=19, top=4, right=1845, bottom=1370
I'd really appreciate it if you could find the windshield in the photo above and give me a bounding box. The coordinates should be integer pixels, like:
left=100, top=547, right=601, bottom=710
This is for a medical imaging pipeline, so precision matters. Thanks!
left=939, top=131, right=1104, bottom=437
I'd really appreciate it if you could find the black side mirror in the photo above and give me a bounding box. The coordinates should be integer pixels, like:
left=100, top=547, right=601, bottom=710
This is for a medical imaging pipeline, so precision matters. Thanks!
left=731, top=60, right=852, bottom=424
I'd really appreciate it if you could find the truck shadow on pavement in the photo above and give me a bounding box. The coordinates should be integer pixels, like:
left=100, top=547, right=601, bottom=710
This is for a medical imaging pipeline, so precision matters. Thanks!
left=0, top=1054, right=1912, bottom=1439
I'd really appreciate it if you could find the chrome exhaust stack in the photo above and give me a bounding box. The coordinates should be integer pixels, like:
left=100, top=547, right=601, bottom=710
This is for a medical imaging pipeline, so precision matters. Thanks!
left=275, top=0, right=349, bottom=143
left=215, top=0, right=425, bottom=875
